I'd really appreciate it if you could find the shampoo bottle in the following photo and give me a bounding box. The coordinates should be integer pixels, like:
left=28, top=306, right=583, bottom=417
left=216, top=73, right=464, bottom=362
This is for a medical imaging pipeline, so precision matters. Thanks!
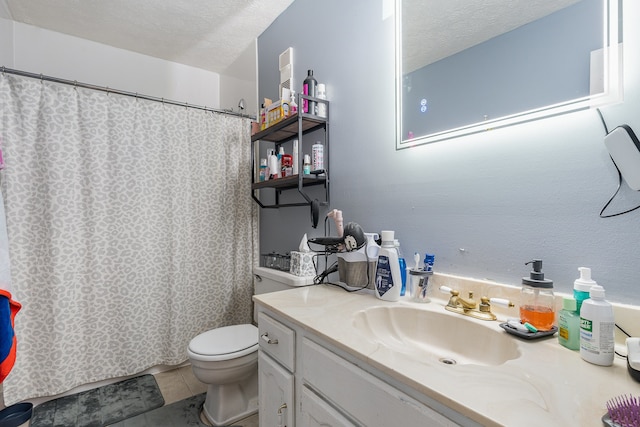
left=580, top=284, right=615, bottom=366
left=574, top=267, right=596, bottom=313
left=303, top=69, right=318, bottom=114
left=374, top=230, right=401, bottom=302
left=558, top=297, right=580, bottom=350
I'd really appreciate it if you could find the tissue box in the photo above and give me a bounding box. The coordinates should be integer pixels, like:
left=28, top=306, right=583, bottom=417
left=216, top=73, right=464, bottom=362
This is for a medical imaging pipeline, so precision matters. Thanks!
left=289, top=251, right=316, bottom=277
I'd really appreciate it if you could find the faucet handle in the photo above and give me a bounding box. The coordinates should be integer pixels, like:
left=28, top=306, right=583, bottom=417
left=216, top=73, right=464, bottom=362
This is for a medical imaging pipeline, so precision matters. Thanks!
left=489, top=298, right=514, bottom=308
left=439, top=285, right=454, bottom=294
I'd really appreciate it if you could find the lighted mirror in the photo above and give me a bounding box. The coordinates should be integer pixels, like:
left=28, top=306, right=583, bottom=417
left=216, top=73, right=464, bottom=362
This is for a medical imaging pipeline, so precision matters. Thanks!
left=396, top=0, right=622, bottom=149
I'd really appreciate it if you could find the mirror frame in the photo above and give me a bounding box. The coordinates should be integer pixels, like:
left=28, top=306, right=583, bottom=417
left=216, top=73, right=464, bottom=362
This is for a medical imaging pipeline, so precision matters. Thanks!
left=396, top=0, right=622, bottom=150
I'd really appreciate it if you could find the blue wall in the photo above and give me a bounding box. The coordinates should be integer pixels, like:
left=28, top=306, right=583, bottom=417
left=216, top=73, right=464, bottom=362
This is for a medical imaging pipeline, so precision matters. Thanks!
left=258, top=0, right=640, bottom=305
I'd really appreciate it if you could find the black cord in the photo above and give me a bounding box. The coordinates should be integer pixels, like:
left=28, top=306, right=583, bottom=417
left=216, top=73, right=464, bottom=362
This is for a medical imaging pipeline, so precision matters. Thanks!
left=596, top=108, right=640, bottom=218
left=614, top=323, right=631, bottom=358
left=596, top=107, right=609, bottom=134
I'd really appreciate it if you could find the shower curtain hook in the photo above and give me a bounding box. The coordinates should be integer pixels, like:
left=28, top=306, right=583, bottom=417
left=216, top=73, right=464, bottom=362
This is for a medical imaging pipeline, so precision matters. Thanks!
left=1, top=66, right=5, bottom=75
left=74, top=80, right=78, bottom=90
left=40, top=73, right=43, bottom=84
left=185, top=101, right=188, bottom=110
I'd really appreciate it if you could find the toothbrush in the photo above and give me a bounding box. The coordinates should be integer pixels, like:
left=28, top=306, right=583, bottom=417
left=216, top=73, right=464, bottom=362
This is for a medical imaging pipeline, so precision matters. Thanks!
left=413, top=252, right=420, bottom=270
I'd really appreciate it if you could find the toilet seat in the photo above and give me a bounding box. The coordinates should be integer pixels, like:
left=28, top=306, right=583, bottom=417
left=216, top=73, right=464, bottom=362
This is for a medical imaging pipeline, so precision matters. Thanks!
left=188, top=324, right=258, bottom=361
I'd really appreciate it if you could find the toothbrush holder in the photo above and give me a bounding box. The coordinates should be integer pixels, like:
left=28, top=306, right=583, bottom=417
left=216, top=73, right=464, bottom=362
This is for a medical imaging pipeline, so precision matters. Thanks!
left=409, top=269, right=433, bottom=303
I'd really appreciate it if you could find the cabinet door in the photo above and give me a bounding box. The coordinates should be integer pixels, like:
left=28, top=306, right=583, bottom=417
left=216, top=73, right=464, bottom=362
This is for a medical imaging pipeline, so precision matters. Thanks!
left=259, top=351, right=294, bottom=427
left=302, top=338, right=459, bottom=426
left=300, top=385, right=356, bottom=427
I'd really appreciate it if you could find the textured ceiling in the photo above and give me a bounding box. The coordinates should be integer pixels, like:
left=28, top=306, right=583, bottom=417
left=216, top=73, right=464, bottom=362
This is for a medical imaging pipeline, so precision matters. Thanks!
left=403, top=0, right=581, bottom=73
left=1, top=0, right=583, bottom=78
left=0, top=0, right=294, bottom=77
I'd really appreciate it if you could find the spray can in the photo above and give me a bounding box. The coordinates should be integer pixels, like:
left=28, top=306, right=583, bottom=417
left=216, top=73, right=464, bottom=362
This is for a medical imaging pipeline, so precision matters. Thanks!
left=312, top=142, right=324, bottom=172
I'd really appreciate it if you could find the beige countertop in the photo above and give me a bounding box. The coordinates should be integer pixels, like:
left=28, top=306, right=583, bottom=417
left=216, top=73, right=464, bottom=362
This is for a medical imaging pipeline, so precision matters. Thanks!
left=254, top=278, right=640, bottom=427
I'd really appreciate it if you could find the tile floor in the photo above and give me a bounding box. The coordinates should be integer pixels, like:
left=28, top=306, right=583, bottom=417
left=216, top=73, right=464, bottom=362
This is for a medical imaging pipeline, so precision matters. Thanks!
left=152, top=365, right=259, bottom=427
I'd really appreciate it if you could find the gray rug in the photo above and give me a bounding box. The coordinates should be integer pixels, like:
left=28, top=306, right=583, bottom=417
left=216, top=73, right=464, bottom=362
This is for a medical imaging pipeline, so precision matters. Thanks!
left=31, top=374, right=165, bottom=427
left=109, top=394, right=206, bottom=427
left=110, top=393, right=246, bottom=427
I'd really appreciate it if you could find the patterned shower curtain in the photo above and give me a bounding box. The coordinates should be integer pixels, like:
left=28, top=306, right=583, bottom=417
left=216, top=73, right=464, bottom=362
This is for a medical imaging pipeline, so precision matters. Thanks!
left=0, top=73, right=258, bottom=404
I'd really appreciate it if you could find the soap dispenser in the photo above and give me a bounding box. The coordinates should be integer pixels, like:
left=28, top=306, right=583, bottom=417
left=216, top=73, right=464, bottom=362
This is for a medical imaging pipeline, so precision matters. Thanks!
left=520, top=259, right=555, bottom=331
left=573, top=267, right=596, bottom=313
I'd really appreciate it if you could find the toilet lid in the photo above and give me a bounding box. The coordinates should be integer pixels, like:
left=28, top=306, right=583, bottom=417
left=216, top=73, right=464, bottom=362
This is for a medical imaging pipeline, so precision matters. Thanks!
left=189, top=324, right=258, bottom=356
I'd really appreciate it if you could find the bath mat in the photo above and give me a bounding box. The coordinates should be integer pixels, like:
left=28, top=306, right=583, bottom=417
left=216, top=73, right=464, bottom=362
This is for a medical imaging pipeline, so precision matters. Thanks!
left=109, top=393, right=249, bottom=427
left=31, top=374, right=165, bottom=427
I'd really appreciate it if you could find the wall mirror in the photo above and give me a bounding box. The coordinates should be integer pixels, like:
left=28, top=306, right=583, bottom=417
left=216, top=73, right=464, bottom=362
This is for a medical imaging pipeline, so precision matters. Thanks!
left=396, top=0, right=622, bottom=149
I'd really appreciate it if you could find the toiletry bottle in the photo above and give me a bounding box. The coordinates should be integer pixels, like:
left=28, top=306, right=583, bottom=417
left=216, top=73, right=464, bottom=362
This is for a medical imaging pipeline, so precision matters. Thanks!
left=374, top=230, right=402, bottom=302
left=303, top=154, right=311, bottom=175
left=574, top=267, right=596, bottom=313
left=303, top=69, right=317, bottom=115
left=292, top=139, right=299, bottom=175
left=519, top=259, right=555, bottom=331
left=290, top=90, right=298, bottom=116
left=277, top=147, right=285, bottom=179
left=282, top=153, right=292, bottom=177
left=268, top=149, right=278, bottom=180
left=312, top=142, right=324, bottom=172
left=259, top=158, right=268, bottom=182
left=580, top=284, right=615, bottom=366
left=317, top=83, right=327, bottom=118
left=558, top=297, right=580, bottom=350
left=394, top=239, right=407, bottom=296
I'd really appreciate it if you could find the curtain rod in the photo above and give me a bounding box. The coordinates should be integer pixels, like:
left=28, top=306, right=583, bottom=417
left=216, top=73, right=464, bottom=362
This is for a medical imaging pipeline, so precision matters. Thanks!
left=1, top=66, right=255, bottom=120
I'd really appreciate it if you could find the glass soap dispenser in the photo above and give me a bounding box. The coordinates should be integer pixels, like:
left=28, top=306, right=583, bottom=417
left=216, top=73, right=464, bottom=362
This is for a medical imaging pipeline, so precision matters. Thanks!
left=520, top=259, right=555, bottom=331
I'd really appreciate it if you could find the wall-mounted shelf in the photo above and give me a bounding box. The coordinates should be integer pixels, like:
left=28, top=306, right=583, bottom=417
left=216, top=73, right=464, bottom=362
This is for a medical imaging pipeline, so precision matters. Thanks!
left=251, top=94, right=329, bottom=209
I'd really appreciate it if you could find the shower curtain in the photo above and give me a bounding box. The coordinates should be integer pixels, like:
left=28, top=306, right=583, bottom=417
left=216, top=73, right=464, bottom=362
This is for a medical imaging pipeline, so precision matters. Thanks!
left=0, top=73, right=258, bottom=404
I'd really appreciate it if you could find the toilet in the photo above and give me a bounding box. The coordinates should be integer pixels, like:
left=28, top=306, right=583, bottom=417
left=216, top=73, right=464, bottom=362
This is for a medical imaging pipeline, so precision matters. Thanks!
left=187, top=266, right=315, bottom=426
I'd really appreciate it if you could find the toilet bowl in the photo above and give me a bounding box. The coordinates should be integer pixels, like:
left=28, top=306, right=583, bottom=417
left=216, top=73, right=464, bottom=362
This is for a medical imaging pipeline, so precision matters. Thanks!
left=187, top=267, right=316, bottom=425
left=187, top=324, right=259, bottom=426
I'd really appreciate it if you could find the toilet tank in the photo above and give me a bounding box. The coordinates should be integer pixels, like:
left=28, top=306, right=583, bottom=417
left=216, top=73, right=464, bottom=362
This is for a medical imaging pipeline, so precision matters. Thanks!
left=253, top=266, right=315, bottom=295
left=253, top=267, right=316, bottom=322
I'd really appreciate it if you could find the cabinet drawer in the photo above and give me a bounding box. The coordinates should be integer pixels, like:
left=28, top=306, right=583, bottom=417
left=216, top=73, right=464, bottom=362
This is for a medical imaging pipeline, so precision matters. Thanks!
left=258, top=312, right=295, bottom=371
left=302, top=338, right=458, bottom=427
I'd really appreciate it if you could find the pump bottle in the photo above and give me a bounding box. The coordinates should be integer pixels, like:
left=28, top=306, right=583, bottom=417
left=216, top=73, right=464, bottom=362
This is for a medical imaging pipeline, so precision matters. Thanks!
left=574, top=267, right=596, bottom=313
left=374, top=230, right=401, bottom=301
left=519, top=259, right=555, bottom=331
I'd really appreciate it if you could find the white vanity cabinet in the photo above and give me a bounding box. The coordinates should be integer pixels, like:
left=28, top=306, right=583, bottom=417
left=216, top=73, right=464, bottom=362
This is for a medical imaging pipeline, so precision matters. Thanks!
left=257, top=306, right=466, bottom=427
left=258, top=312, right=295, bottom=427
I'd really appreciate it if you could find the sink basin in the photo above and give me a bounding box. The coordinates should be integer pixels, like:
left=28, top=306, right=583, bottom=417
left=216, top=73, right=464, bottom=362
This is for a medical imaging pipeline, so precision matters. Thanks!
left=352, top=306, right=521, bottom=366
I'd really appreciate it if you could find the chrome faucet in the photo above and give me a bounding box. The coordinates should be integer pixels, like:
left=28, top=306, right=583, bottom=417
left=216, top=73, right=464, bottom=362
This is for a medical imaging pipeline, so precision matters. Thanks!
left=440, top=286, right=514, bottom=321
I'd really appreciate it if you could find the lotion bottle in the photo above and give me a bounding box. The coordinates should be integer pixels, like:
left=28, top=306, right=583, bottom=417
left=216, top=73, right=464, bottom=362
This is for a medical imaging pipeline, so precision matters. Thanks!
left=580, top=284, right=615, bottom=366
left=558, top=297, right=580, bottom=350
left=374, top=230, right=401, bottom=302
